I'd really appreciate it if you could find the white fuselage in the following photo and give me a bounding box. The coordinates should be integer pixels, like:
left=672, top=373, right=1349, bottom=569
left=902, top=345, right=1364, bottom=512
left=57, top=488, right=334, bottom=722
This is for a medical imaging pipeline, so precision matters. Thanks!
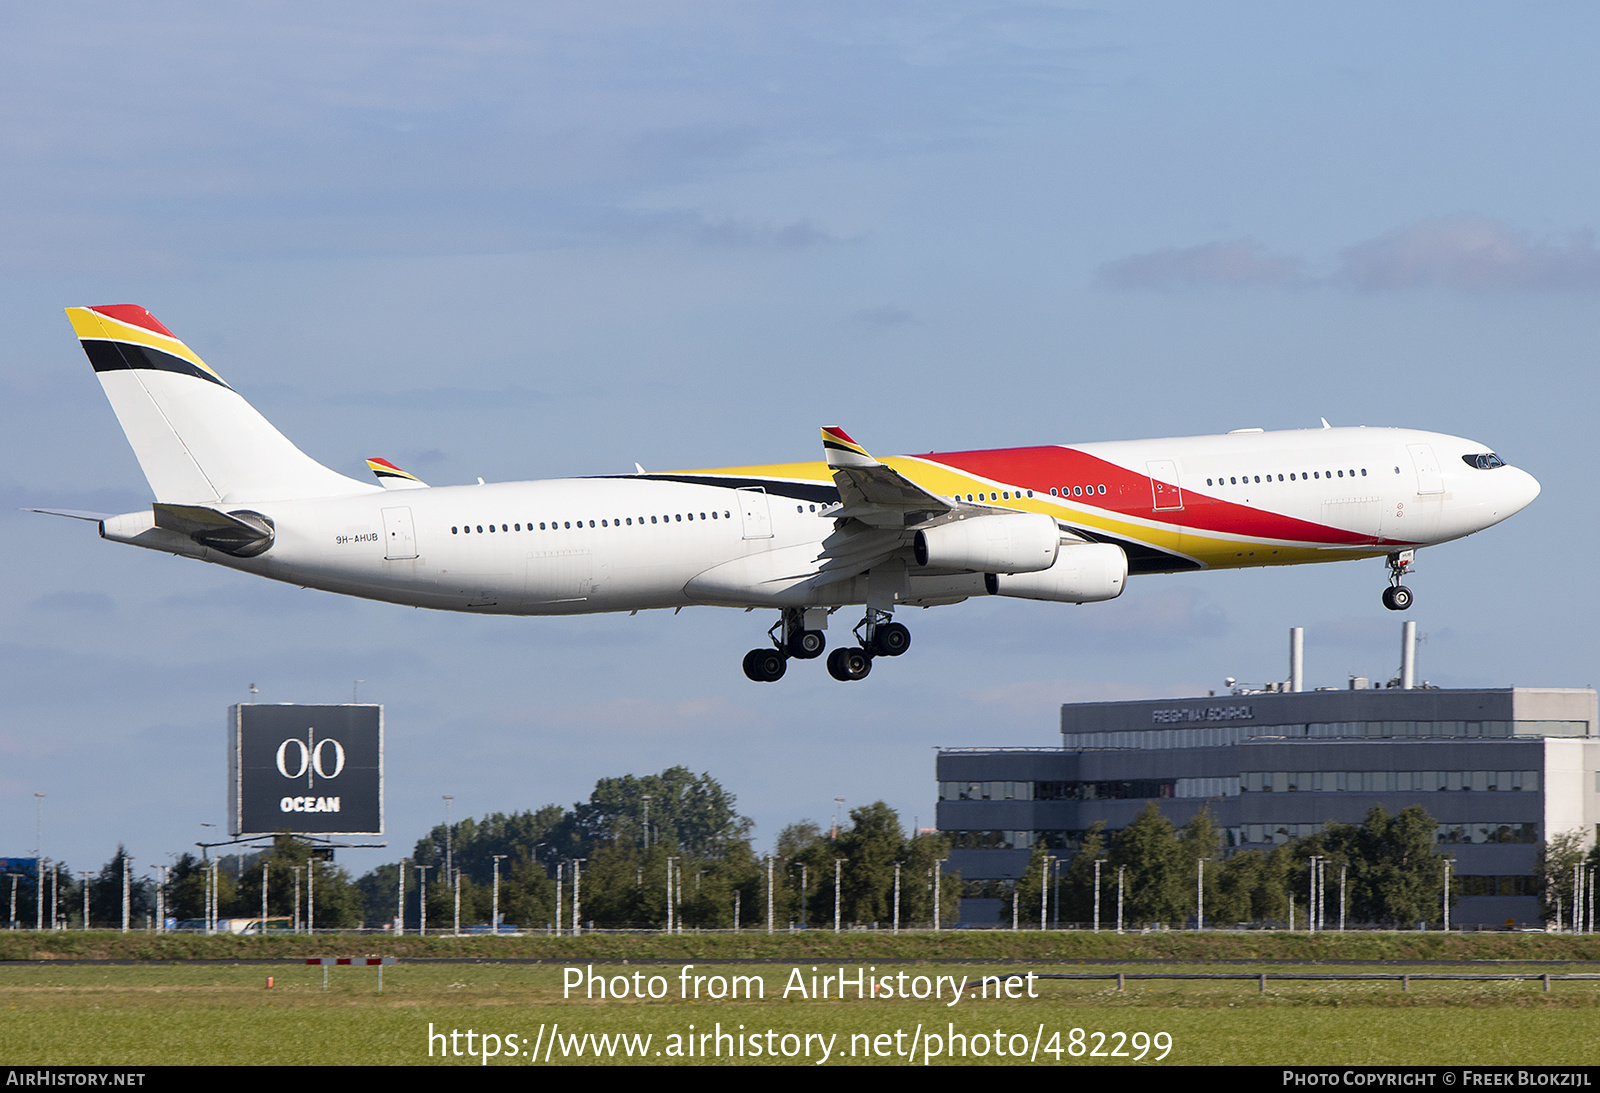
left=99, top=425, right=1539, bottom=617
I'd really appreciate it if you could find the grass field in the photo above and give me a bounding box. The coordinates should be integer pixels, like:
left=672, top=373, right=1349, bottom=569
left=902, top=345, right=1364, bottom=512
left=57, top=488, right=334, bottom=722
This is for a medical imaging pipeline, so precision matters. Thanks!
left=3, top=933, right=1598, bottom=1066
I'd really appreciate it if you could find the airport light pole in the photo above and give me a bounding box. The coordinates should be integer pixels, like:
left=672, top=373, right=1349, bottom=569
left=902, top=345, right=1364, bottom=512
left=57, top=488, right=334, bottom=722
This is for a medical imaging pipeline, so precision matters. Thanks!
left=1093, top=859, right=1106, bottom=933
left=80, top=872, right=90, bottom=931
left=442, top=795, right=454, bottom=888
left=572, top=859, right=585, bottom=936
left=415, top=864, right=430, bottom=936
left=491, top=855, right=506, bottom=936
left=933, top=859, right=947, bottom=932
left=834, top=859, right=844, bottom=932
left=121, top=854, right=132, bottom=934
left=663, top=858, right=675, bottom=935
left=34, top=794, right=44, bottom=931
left=1197, top=858, right=1210, bottom=931
left=1116, top=865, right=1125, bottom=934
left=893, top=861, right=902, bottom=935
left=1040, top=854, right=1051, bottom=930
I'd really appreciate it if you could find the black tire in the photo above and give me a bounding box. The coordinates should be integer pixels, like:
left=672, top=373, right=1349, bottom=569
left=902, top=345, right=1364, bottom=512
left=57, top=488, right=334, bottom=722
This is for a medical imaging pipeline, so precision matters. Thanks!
left=872, top=622, right=911, bottom=657
left=1388, top=585, right=1414, bottom=611
left=743, top=648, right=786, bottom=681
left=827, top=647, right=872, bottom=681
left=788, top=629, right=826, bottom=659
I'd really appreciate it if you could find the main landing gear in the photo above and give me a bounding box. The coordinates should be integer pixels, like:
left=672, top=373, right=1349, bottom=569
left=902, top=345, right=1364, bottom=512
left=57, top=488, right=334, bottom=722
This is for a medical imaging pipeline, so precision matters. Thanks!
left=1382, top=550, right=1415, bottom=611
left=741, top=608, right=910, bottom=682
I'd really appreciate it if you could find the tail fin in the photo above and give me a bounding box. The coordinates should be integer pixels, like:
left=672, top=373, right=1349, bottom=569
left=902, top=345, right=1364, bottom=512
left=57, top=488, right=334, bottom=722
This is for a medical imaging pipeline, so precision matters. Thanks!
left=66, top=305, right=373, bottom=503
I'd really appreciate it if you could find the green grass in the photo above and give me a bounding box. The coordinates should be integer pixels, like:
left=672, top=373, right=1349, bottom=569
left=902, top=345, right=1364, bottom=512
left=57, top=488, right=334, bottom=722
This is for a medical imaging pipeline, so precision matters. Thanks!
left=2, top=952, right=1599, bottom=1065
left=5, top=928, right=1600, bottom=963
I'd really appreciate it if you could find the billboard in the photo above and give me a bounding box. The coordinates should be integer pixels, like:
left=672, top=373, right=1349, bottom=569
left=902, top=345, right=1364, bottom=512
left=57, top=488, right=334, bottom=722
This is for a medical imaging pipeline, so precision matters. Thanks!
left=228, top=704, right=382, bottom=837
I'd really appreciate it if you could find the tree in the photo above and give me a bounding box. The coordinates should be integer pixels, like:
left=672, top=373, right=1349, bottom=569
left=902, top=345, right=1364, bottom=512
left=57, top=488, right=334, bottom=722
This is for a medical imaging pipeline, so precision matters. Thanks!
left=1057, top=823, right=1109, bottom=925
left=1538, top=829, right=1590, bottom=926
left=1329, top=806, right=1445, bottom=927
left=1109, top=803, right=1188, bottom=925
left=575, top=767, right=753, bottom=857
left=87, top=847, right=154, bottom=929
left=835, top=803, right=904, bottom=924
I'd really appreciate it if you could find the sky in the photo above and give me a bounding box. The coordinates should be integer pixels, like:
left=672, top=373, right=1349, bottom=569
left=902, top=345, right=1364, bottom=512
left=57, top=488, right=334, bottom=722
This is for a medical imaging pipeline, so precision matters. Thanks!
left=3, top=2, right=1597, bottom=883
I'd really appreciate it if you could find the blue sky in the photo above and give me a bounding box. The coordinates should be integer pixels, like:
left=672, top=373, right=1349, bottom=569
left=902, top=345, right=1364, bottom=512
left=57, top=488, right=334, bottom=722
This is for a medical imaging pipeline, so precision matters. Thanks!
left=3, top=3, right=1596, bottom=880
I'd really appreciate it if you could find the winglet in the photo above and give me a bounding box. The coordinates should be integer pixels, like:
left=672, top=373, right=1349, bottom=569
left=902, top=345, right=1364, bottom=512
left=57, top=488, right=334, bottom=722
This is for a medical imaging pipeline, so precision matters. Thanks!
left=821, top=426, right=878, bottom=469
left=366, top=457, right=428, bottom=489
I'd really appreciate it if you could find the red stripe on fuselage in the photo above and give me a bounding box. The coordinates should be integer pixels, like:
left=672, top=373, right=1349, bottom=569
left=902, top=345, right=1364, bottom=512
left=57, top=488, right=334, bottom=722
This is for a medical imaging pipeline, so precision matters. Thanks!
left=926, top=446, right=1411, bottom=548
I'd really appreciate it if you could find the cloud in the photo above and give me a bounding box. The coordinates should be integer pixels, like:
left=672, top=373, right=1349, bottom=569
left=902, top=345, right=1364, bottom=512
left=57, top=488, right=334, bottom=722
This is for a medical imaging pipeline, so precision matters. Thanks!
left=1098, top=217, right=1600, bottom=293
left=598, top=208, right=853, bottom=249
left=1337, top=216, right=1600, bottom=291
left=849, top=304, right=917, bottom=328
left=1095, top=237, right=1305, bottom=289
left=27, top=591, right=114, bottom=614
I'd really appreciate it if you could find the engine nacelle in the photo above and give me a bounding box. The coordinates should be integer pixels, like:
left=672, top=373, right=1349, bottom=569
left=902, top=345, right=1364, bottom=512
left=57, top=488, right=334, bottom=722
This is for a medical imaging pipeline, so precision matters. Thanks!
left=984, top=542, right=1128, bottom=603
left=913, top=512, right=1061, bottom=574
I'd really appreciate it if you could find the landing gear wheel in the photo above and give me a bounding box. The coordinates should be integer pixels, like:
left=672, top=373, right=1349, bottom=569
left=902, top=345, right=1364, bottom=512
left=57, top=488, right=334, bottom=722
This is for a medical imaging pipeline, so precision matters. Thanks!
left=787, top=629, right=826, bottom=659
left=1381, top=585, right=1414, bottom=611
left=870, top=622, right=911, bottom=657
left=826, top=647, right=873, bottom=681
left=742, top=648, right=787, bottom=682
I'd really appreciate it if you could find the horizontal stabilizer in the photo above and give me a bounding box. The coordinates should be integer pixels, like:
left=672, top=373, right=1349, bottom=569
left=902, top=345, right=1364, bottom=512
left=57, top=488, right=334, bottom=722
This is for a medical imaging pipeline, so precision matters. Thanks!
left=153, top=503, right=275, bottom=558
left=26, top=507, right=114, bottom=522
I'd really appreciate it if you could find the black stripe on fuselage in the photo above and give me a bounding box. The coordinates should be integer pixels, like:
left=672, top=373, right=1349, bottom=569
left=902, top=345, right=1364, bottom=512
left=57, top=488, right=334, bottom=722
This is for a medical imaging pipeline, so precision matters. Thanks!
left=590, top=473, right=841, bottom=505
left=79, top=339, right=228, bottom=388
left=1066, top=525, right=1203, bottom=574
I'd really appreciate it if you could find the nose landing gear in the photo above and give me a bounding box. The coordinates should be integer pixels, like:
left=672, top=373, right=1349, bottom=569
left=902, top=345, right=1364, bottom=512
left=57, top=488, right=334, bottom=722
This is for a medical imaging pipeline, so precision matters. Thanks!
left=1382, top=550, right=1415, bottom=611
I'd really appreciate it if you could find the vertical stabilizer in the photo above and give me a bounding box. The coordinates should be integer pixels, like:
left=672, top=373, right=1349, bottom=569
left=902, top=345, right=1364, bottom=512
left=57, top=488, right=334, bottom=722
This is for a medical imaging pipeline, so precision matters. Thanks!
left=67, top=305, right=374, bottom=503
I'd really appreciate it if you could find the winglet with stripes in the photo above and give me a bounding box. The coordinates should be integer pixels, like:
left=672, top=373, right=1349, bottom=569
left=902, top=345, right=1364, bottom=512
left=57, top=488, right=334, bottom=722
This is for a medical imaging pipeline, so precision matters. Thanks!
left=821, top=426, right=877, bottom=469
left=366, top=458, right=428, bottom=489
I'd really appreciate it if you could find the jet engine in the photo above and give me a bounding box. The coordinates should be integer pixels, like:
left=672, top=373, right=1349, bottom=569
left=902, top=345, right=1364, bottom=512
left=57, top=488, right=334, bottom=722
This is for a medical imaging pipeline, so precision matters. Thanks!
left=984, top=542, right=1127, bottom=603
left=913, top=512, right=1061, bottom=573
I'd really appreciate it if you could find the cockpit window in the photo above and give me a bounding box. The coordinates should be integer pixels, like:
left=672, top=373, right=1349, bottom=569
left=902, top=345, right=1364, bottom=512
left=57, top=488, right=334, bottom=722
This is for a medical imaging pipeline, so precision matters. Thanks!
left=1462, top=452, right=1506, bottom=470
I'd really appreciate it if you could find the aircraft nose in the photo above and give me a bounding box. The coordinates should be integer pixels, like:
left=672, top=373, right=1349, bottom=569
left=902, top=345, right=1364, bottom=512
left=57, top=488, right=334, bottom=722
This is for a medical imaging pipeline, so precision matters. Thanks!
left=1502, top=466, right=1540, bottom=515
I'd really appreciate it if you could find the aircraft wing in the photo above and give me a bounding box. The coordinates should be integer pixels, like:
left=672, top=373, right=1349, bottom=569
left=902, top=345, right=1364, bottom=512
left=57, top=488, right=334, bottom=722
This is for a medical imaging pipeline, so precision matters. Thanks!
left=821, top=426, right=953, bottom=528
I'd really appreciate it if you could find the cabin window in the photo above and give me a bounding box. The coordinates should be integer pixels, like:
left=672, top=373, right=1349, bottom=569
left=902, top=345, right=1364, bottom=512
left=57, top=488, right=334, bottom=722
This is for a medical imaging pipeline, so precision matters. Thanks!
left=452, top=526, right=458, bottom=534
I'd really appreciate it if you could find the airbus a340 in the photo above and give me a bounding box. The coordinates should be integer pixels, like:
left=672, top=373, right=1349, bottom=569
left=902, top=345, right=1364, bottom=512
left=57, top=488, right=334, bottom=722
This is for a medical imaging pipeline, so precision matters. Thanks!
left=38, top=305, right=1540, bottom=682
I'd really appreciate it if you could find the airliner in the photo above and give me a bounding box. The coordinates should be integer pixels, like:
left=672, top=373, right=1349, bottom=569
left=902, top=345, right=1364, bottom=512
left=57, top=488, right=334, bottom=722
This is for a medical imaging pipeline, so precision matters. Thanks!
left=38, top=304, right=1540, bottom=683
